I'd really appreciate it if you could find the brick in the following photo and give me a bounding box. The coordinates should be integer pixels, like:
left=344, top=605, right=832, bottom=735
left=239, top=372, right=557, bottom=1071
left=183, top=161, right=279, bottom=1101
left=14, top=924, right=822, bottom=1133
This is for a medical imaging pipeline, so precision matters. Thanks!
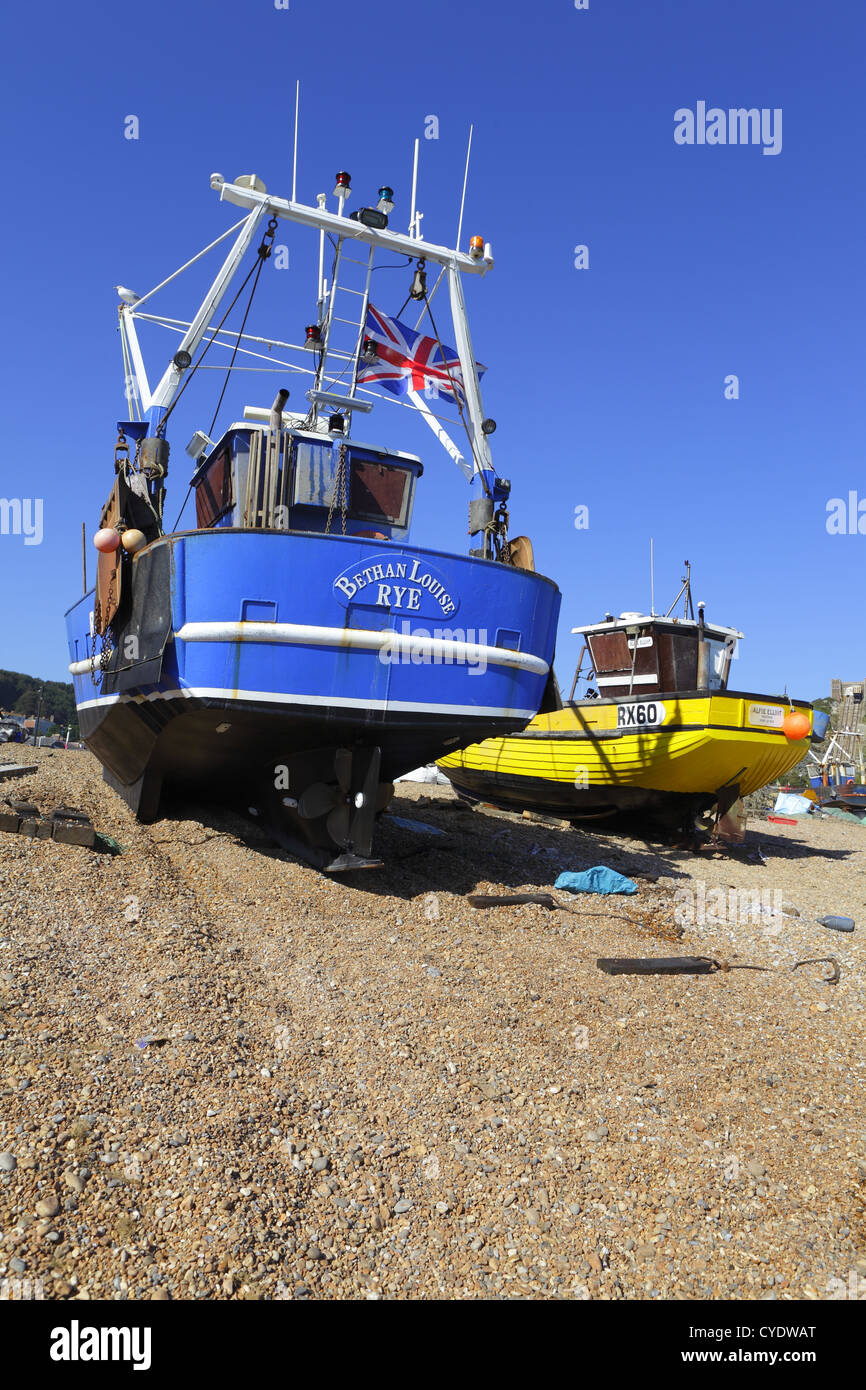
left=52, top=822, right=97, bottom=848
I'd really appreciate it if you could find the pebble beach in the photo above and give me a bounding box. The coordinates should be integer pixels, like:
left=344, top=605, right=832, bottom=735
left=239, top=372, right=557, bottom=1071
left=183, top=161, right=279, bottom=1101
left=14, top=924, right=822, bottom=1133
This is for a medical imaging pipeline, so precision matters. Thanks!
left=1, top=747, right=864, bottom=1301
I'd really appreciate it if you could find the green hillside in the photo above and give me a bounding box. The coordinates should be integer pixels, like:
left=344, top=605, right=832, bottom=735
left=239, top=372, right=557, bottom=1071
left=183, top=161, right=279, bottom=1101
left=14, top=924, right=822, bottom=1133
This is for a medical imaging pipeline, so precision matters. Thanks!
left=0, top=669, right=79, bottom=736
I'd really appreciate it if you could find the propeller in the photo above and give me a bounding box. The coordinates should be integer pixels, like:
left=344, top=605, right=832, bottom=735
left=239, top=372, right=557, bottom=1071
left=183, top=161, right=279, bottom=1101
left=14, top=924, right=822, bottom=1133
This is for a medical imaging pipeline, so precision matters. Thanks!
left=297, top=748, right=353, bottom=821
left=297, top=747, right=381, bottom=853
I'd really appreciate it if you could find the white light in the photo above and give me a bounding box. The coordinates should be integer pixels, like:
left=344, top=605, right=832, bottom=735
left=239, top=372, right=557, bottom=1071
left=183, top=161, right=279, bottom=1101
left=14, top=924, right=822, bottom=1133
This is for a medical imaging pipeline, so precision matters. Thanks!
left=186, top=430, right=214, bottom=460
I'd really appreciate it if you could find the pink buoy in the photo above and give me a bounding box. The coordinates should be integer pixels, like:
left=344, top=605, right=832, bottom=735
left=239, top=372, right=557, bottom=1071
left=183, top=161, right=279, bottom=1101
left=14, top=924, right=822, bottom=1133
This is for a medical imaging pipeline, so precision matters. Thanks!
left=93, top=528, right=121, bottom=553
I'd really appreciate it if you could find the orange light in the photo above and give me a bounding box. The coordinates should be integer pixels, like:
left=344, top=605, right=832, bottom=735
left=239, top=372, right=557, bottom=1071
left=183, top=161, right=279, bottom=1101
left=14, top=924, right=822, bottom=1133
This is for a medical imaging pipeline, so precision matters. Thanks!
left=469, top=235, right=484, bottom=259
left=782, top=710, right=810, bottom=740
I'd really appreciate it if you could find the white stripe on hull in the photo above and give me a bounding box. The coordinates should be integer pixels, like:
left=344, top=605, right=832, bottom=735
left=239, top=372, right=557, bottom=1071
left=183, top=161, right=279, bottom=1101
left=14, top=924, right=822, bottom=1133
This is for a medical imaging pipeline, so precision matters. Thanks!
left=74, top=686, right=535, bottom=720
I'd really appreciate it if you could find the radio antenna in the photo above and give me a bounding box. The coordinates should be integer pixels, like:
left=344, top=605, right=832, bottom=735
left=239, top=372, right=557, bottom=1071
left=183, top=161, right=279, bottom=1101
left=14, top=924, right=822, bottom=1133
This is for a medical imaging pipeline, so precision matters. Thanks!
left=455, top=124, right=474, bottom=251
left=409, top=138, right=420, bottom=238
left=650, top=537, right=655, bottom=615
left=291, top=79, right=300, bottom=202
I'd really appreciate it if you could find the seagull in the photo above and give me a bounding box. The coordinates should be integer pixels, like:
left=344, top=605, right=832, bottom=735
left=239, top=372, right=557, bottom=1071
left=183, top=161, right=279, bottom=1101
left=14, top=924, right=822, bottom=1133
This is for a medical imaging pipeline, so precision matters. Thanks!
left=114, top=285, right=140, bottom=305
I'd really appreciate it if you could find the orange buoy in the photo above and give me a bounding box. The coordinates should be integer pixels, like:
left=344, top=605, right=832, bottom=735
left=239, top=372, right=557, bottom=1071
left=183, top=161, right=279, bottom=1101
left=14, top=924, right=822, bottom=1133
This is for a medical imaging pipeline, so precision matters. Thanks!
left=121, top=528, right=146, bottom=553
left=93, top=527, right=120, bottom=553
left=782, top=709, right=810, bottom=740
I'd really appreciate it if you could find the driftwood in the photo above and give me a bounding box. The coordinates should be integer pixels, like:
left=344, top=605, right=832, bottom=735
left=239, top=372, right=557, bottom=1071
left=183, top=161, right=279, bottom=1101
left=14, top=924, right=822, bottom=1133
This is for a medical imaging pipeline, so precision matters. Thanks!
left=597, top=954, right=842, bottom=984
left=468, top=893, right=564, bottom=910
left=597, top=956, right=719, bottom=976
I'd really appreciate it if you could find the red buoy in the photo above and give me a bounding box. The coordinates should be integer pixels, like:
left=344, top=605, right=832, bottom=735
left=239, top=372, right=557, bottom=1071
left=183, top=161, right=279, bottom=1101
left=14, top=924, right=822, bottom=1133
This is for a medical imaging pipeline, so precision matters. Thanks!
left=782, top=710, right=810, bottom=740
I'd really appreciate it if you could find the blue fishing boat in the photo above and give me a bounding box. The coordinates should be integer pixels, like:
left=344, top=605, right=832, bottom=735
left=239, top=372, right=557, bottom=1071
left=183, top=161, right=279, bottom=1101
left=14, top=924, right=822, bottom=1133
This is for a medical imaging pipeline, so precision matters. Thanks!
left=65, top=156, right=560, bottom=868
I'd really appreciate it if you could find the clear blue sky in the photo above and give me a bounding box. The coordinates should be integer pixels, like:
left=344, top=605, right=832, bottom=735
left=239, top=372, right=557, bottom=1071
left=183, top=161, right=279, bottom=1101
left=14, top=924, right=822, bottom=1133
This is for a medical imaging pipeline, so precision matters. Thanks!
left=1, top=0, right=863, bottom=698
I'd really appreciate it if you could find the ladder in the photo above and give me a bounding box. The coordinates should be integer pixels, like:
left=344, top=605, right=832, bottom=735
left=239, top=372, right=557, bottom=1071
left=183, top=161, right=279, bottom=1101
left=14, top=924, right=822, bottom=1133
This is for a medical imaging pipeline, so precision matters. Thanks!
left=822, top=677, right=865, bottom=782
left=834, top=679, right=865, bottom=774
left=313, top=239, right=375, bottom=420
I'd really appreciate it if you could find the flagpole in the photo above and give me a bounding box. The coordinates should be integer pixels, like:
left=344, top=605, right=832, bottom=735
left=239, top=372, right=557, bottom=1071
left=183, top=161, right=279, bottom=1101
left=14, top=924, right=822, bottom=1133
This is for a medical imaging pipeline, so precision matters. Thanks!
left=408, top=389, right=473, bottom=481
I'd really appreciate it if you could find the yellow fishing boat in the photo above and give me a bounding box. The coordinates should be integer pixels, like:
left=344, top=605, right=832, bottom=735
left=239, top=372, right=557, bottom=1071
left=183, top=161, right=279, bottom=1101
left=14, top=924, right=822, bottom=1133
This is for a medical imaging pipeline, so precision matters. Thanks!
left=439, top=572, right=814, bottom=833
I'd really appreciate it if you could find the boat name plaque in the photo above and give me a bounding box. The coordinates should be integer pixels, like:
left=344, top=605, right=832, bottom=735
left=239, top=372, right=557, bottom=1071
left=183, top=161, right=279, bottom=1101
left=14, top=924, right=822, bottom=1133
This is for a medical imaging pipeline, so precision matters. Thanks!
left=616, top=700, right=667, bottom=729
left=747, top=703, right=784, bottom=729
left=332, top=552, right=459, bottom=618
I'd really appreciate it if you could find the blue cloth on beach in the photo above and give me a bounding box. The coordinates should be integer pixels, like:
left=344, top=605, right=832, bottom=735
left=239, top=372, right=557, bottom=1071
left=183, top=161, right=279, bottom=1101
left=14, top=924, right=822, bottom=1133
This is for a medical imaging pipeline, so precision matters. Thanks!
left=554, top=866, right=638, bottom=896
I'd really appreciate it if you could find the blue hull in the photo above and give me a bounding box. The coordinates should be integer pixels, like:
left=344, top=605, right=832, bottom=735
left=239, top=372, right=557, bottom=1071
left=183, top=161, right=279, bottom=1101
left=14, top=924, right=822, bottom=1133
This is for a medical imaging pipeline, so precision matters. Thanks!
left=66, top=529, right=560, bottom=865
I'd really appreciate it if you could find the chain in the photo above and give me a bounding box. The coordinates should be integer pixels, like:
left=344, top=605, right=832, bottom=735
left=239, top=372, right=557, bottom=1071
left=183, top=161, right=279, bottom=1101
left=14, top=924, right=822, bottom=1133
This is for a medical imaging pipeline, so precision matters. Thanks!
left=115, top=428, right=130, bottom=475
left=325, top=443, right=349, bottom=535
left=89, top=602, right=114, bottom=689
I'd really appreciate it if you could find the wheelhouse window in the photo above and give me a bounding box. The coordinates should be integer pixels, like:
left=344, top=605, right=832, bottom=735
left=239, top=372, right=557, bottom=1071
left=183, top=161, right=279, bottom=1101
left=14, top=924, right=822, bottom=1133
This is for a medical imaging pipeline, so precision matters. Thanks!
left=194, top=445, right=233, bottom=527
left=350, top=458, right=412, bottom=529
left=292, top=441, right=416, bottom=530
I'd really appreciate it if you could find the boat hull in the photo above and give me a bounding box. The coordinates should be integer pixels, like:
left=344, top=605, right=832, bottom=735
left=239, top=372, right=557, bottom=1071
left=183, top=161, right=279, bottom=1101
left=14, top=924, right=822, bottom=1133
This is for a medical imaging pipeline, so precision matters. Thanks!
left=65, top=528, right=560, bottom=864
left=438, top=692, right=814, bottom=829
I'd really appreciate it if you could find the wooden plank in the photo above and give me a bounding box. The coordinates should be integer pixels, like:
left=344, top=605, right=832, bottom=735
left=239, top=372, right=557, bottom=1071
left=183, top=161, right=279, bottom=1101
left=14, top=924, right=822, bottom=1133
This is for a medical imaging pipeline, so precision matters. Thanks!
left=0, top=764, right=37, bottom=781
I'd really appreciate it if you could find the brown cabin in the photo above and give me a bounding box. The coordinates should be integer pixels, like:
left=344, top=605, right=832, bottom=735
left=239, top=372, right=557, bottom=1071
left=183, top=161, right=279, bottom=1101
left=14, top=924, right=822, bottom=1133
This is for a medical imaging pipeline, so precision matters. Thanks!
left=569, top=611, right=744, bottom=700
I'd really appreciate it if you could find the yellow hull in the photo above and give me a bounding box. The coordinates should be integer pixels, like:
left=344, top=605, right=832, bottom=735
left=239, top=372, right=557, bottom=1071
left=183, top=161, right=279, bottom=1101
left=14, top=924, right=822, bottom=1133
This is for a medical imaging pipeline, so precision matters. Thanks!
left=439, top=691, right=812, bottom=821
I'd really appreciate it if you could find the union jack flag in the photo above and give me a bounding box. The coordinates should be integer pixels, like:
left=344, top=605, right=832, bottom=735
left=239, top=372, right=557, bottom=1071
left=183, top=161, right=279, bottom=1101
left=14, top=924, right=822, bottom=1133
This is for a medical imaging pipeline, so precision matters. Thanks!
left=356, top=304, right=485, bottom=405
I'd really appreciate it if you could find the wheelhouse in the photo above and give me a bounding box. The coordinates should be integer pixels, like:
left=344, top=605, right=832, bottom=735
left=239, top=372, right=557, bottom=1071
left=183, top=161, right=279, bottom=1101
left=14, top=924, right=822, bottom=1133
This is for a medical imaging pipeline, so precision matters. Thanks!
left=568, top=612, right=745, bottom=700
left=190, top=424, right=423, bottom=541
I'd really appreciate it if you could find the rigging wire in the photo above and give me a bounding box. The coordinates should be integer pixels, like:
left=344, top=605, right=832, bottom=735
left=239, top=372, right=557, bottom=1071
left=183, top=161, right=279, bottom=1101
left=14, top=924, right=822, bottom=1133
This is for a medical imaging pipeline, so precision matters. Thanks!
left=166, top=223, right=277, bottom=531
left=206, top=240, right=272, bottom=437
left=158, top=219, right=276, bottom=435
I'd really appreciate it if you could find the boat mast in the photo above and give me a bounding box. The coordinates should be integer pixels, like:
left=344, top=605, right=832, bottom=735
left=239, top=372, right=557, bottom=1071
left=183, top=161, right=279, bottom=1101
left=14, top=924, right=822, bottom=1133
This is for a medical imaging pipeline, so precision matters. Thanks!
left=116, top=168, right=501, bottom=536
left=120, top=203, right=269, bottom=431
left=214, top=172, right=497, bottom=490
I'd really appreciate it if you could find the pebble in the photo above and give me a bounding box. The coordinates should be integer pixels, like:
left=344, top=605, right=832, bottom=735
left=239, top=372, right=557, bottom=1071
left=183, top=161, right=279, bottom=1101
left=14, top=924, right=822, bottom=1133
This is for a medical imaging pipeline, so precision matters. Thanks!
left=0, top=749, right=862, bottom=1303
left=0, top=1153, right=16, bottom=1173
left=35, top=1196, right=60, bottom=1218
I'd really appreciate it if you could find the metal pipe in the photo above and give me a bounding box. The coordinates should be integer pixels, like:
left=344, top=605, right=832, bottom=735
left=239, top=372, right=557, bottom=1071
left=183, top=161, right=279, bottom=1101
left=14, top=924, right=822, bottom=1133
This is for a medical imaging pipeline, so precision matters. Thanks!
left=266, top=390, right=290, bottom=526
left=697, top=602, right=709, bottom=688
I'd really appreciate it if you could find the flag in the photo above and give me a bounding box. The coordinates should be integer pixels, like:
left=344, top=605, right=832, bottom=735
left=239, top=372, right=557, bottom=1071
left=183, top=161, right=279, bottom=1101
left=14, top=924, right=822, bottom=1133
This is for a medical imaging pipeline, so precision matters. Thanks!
left=356, top=304, right=484, bottom=405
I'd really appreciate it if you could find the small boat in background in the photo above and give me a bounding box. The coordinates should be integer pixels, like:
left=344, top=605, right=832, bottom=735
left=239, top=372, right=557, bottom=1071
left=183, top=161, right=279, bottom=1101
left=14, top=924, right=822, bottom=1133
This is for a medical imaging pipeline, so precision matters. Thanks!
left=439, top=565, right=815, bottom=835
left=65, top=154, right=560, bottom=869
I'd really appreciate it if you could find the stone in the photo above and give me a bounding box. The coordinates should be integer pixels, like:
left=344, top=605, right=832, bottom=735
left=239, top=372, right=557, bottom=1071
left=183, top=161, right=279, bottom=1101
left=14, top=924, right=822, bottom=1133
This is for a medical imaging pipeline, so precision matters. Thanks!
left=35, top=1196, right=60, bottom=1219
left=0, top=1153, right=16, bottom=1173
left=63, top=1171, right=85, bottom=1194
